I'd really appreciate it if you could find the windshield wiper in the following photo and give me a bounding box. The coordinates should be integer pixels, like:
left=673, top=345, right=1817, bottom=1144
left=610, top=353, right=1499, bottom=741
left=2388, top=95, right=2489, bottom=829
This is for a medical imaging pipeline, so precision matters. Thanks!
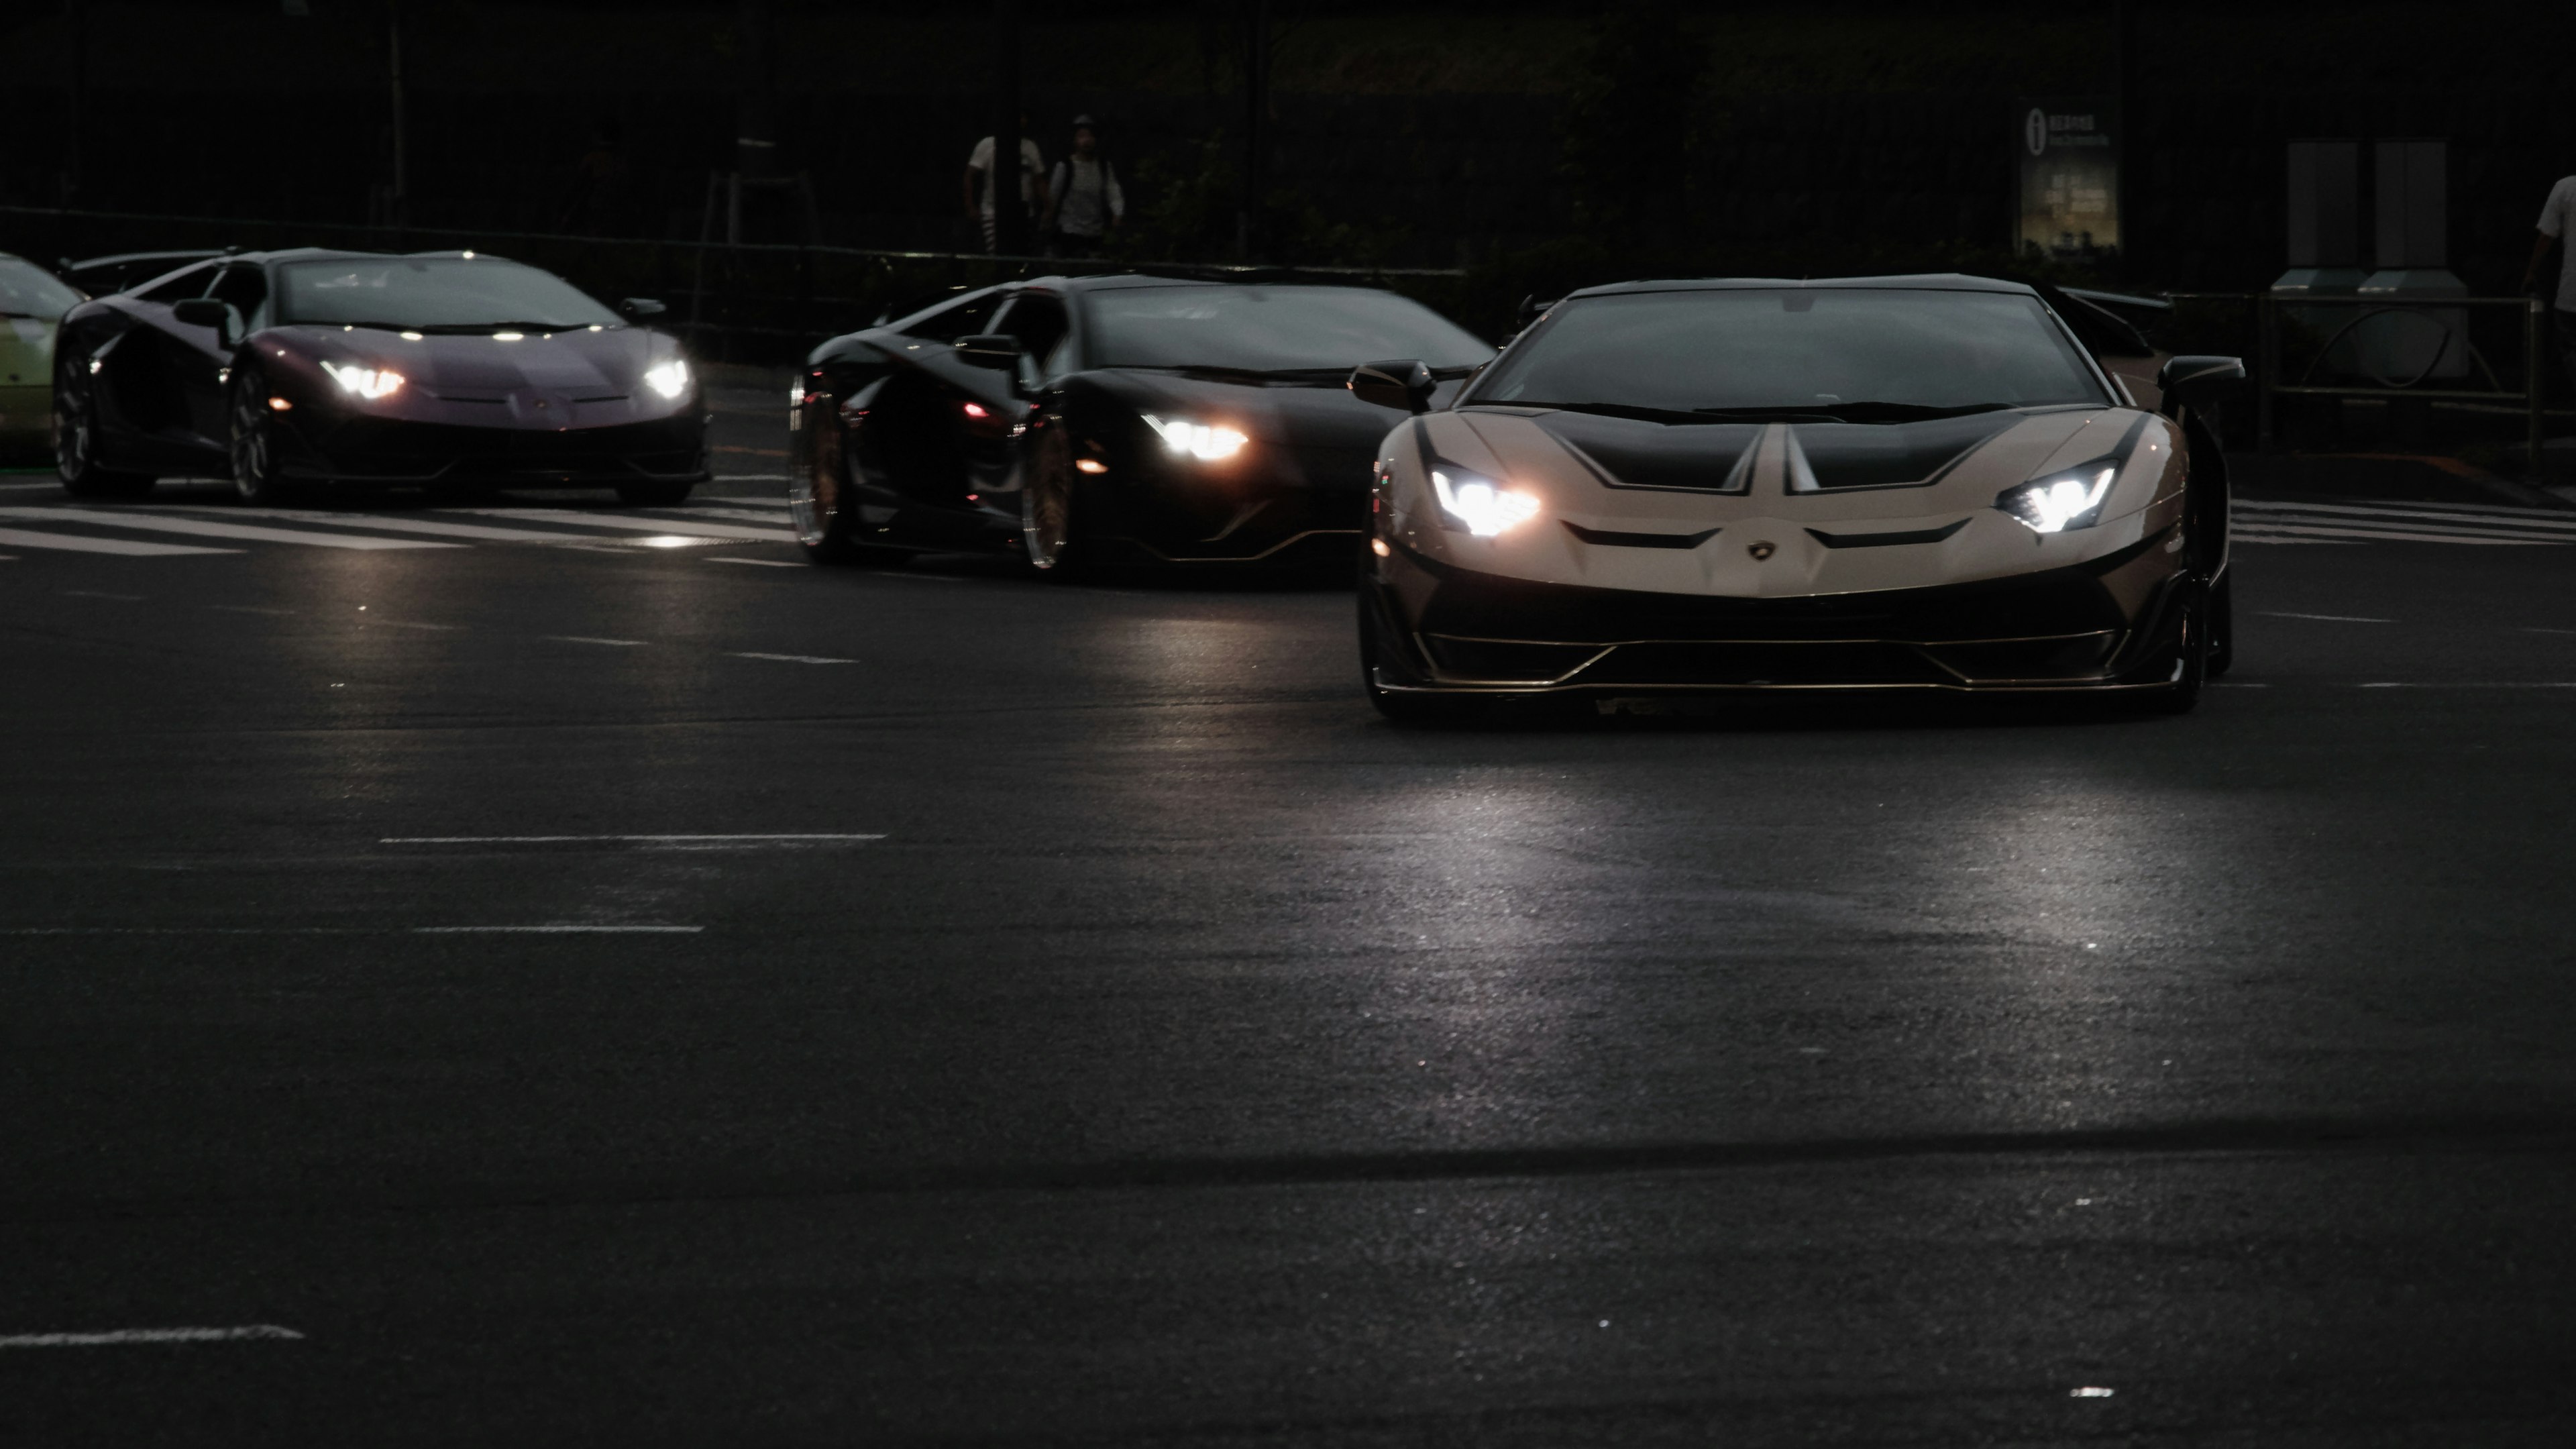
left=1746, top=400, right=2017, bottom=423
left=1499, top=400, right=1746, bottom=425
left=406, top=319, right=601, bottom=335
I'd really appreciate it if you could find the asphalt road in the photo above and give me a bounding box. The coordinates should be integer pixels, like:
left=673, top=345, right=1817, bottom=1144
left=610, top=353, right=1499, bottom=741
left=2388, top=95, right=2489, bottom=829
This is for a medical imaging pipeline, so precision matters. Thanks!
left=5, top=395, right=2576, bottom=1445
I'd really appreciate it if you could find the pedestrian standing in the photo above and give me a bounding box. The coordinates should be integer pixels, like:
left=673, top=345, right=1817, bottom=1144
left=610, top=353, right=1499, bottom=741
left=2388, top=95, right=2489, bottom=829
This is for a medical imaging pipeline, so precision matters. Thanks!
left=2520, top=172, right=2576, bottom=398
left=963, top=113, right=1048, bottom=255
left=1044, top=115, right=1125, bottom=260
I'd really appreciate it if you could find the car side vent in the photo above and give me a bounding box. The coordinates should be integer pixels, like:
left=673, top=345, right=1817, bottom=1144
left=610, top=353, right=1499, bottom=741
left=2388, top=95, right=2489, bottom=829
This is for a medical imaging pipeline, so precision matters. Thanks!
left=1562, top=521, right=1722, bottom=549
left=1804, top=518, right=1970, bottom=549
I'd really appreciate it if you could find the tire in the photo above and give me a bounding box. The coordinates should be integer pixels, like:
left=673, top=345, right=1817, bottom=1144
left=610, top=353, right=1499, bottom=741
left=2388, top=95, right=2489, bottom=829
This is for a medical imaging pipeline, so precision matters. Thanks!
left=1020, top=425, right=1091, bottom=581
left=2205, top=571, right=2235, bottom=679
left=53, top=366, right=154, bottom=500
left=2137, top=586, right=2210, bottom=716
left=790, top=406, right=901, bottom=566
left=616, top=478, right=695, bottom=507
left=227, top=366, right=304, bottom=506
left=1359, top=584, right=1483, bottom=727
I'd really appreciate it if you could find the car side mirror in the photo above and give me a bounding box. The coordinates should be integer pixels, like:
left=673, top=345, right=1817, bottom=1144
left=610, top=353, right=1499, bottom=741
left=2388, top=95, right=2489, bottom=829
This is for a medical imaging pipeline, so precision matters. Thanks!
left=954, top=333, right=1023, bottom=372
left=172, top=297, right=237, bottom=345
left=1349, top=359, right=1436, bottom=414
left=619, top=297, right=667, bottom=320
left=2155, top=354, right=2245, bottom=411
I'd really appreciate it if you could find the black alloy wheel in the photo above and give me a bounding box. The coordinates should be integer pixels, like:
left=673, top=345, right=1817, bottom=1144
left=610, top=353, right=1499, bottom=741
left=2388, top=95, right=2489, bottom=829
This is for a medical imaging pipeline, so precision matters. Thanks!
left=790, top=401, right=898, bottom=566
left=227, top=366, right=302, bottom=506
left=53, top=364, right=154, bottom=500
left=1020, top=425, right=1089, bottom=580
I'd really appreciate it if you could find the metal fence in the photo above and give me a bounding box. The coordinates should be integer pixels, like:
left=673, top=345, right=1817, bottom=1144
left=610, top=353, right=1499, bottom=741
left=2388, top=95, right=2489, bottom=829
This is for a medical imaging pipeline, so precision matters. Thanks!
left=2171, top=291, right=2565, bottom=477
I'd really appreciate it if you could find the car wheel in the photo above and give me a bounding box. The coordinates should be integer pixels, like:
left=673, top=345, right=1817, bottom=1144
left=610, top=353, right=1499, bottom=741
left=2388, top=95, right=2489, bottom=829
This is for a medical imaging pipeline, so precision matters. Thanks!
left=53, top=366, right=154, bottom=500
left=616, top=478, right=695, bottom=507
left=791, top=411, right=900, bottom=567
left=1020, top=426, right=1089, bottom=580
left=2205, top=572, right=2235, bottom=679
left=1359, top=584, right=1483, bottom=727
left=2139, top=587, right=2210, bottom=716
left=227, top=367, right=303, bottom=506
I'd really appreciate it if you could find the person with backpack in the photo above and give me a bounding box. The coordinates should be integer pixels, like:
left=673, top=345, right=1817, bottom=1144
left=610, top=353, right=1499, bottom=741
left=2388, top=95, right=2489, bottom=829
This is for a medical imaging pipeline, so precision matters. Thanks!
left=1044, top=116, right=1125, bottom=260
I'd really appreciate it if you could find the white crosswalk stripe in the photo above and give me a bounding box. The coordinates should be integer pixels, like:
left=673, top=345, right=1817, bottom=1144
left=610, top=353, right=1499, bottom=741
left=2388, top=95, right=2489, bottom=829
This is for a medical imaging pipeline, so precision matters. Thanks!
left=0, top=506, right=462, bottom=551
left=443, top=508, right=794, bottom=543
left=0, top=526, right=239, bottom=557
left=2235, top=498, right=2576, bottom=547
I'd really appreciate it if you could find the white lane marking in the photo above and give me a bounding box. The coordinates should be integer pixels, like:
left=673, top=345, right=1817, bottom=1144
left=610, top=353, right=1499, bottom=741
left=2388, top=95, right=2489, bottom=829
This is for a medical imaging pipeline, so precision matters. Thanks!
left=1, top=928, right=369, bottom=936
left=661, top=506, right=794, bottom=525
left=176, top=507, right=639, bottom=545
left=0, top=507, right=463, bottom=551
left=2356, top=682, right=2576, bottom=689
left=731, top=651, right=853, bottom=664
left=708, top=474, right=793, bottom=484
left=413, top=924, right=703, bottom=934
left=62, top=589, right=148, bottom=600
left=445, top=508, right=792, bottom=542
left=2239, top=497, right=2576, bottom=523
left=2233, top=502, right=2576, bottom=537
left=382, top=833, right=884, bottom=844
left=368, top=619, right=457, bottom=631
left=0, top=1326, right=304, bottom=1349
left=2524, top=627, right=2576, bottom=635
left=2222, top=522, right=2555, bottom=546
left=2229, top=534, right=2363, bottom=546
left=0, top=480, right=64, bottom=492
left=2261, top=611, right=2390, bottom=623
left=543, top=635, right=647, bottom=646
left=0, top=526, right=237, bottom=557
left=708, top=555, right=802, bottom=568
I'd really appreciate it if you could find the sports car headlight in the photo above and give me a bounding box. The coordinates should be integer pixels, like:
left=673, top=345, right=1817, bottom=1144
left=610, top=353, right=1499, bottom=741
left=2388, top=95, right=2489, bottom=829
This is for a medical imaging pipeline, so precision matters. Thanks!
left=644, top=360, right=692, bottom=400
left=1995, top=458, right=2121, bottom=533
left=1144, top=415, right=1247, bottom=462
left=319, top=360, right=404, bottom=400
left=1430, top=466, right=1541, bottom=537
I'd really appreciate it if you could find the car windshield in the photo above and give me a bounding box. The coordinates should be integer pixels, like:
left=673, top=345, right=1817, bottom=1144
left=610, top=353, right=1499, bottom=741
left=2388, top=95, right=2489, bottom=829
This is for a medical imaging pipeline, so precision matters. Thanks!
left=1083, top=284, right=1491, bottom=375
left=1470, top=286, right=2107, bottom=419
left=276, top=257, right=621, bottom=330
left=0, top=258, right=82, bottom=319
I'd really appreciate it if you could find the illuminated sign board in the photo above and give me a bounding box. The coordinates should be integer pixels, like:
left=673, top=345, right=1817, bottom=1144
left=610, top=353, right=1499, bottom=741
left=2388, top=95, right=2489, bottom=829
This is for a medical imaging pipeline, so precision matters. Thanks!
left=2017, top=97, right=2120, bottom=261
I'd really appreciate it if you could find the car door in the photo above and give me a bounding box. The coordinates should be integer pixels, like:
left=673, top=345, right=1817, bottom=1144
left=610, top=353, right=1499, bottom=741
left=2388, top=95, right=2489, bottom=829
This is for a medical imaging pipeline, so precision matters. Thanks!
left=180, top=263, right=270, bottom=445
left=852, top=290, right=1027, bottom=536
left=84, top=260, right=217, bottom=468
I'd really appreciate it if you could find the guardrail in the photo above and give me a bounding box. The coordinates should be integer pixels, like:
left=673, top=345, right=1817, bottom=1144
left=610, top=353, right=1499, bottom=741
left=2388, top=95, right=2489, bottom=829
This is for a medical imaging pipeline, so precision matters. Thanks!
left=2172, top=290, right=2563, bottom=477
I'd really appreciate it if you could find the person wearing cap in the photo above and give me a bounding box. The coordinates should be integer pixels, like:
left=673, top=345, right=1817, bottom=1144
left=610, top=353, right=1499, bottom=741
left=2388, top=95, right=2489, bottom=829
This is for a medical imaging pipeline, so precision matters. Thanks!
left=1043, top=115, right=1125, bottom=260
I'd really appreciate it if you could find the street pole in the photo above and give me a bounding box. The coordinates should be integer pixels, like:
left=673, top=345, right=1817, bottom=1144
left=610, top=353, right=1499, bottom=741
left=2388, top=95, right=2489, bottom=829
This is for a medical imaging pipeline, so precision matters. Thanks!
left=388, top=0, right=408, bottom=240
left=63, top=0, right=85, bottom=206
left=1238, top=0, right=1267, bottom=262
left=2112, top=0, right=2133, bottom=275
left=991, top=0, right=1023, bottom=255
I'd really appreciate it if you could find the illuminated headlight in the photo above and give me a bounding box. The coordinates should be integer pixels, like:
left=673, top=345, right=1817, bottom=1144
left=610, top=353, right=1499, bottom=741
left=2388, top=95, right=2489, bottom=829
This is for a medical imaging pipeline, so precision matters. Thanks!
left=1996, top=459, right=2120, bottom=533
left=644, top=359, right=692, bottom=399
left=1144, top=414, right=1247, bottom=462
left=1431, top=466, right=1540, bottom=537
left=319, top=360, right=404, bottom=400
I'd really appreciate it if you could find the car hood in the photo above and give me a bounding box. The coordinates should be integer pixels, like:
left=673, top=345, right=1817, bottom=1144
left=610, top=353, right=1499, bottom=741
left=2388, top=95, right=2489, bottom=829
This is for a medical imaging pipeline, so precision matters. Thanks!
left=1386, top=405, right=2188, bottom=599
left=1089, top=368, right=1464, bottom=451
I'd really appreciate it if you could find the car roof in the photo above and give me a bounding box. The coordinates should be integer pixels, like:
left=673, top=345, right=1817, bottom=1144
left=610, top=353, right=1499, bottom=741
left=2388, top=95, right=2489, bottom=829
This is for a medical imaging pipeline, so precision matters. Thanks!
left=1563, top=273, right=2040, bottom=301
left=1019, top=270, right=1395, bottom=295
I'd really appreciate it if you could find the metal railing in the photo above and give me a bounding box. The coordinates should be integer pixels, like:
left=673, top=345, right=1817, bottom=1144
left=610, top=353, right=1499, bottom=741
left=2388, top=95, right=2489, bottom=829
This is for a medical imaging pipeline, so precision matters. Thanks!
left=2169, top=291, right=2561, bottom=476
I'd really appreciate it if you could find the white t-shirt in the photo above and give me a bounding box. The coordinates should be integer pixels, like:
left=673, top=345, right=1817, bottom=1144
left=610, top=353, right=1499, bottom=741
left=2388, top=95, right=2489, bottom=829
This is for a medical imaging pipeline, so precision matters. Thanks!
left=2540, top=176, right=2576, bottom=311
left=969, top=136, right=1046, bottom=218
